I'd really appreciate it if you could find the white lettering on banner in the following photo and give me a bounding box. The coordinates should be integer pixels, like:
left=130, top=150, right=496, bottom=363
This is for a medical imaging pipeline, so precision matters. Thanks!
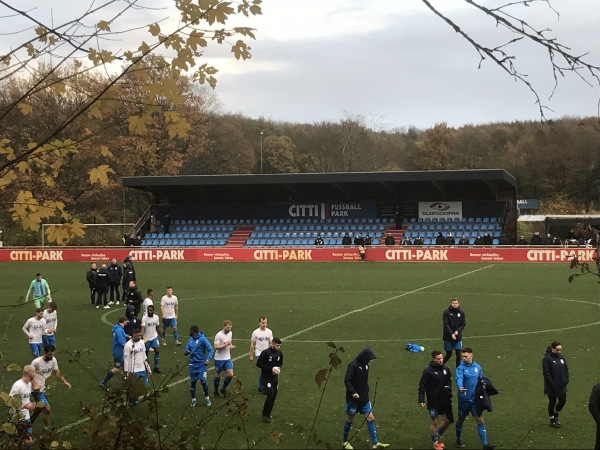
left=129, top=250, right=185, bottom=261
left=288, top=204, right=320, bottom=217
left=330, top=204, right=362, bottom=210
left=253, top=249, right=313, bottom=261
left=385, top=249, right=448, bottom=261
left=527, top=249, right=595, bottom=262
left=10, top=250, right=64, bottom=261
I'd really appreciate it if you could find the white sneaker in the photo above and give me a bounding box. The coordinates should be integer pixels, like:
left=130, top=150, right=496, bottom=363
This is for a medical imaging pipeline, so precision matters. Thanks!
left=108, top=301, right=114, bottom=305
left=205, top=396, right=211, bottom=406
left=96, top=305, right=100, bottom=309
left=342, top=442, right=354, bottom=450
left=191, top=398, right=196, bottom=407
left=104, top=305, right=110, bottom=309
left=116, top=301, right=120, bottom=305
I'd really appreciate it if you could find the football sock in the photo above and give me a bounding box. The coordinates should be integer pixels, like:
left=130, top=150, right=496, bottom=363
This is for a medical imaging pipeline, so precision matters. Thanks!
left=101, top=371, right=114, bottom=384
left=456, top=422, right=463, bottom=441
left=477, top=423, right=487, bottom=445
left=431, top=434, right=439, bottom=443
left=191, top=380, right=197, bottom=399
left=438, top=427, right=445, bottom=436
left=223, top=375, right=232, bottom=390
left=173, top=330, right=179, bottom=341
left=367, top=420, right=378, bottom=444
left=343, top=421, right=351, bottom=442
left=154, top=353, right=159, bottom=368
left=201, top=380, right=209, bottom=397
left=214, top=376, right=221, bottom=391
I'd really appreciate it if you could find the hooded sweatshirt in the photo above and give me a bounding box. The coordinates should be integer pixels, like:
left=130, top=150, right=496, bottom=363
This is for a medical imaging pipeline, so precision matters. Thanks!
left=111, top=323, right=127, bottom=359
left=344, top=348, right=376, bottom=406
left=542, top=346, right=569, bottom=395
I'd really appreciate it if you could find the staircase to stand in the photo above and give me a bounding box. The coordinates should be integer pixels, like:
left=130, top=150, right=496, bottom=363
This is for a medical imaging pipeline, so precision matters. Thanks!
left=384, top=226, right=405, bottom=243
left=226, top=225, right=253, bottom=247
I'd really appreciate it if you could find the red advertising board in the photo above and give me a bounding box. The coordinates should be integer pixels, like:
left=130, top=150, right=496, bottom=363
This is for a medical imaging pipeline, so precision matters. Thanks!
left=0, top=247, right=595, bottom=263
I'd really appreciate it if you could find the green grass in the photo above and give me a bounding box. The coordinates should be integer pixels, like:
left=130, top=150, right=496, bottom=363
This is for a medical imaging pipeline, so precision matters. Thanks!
left=1, top=262, right=599, bottom=449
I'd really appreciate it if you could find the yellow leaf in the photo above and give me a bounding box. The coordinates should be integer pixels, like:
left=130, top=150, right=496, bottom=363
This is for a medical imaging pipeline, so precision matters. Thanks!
left=15, top=161, right=31, bottom=174
left=6, top=363, right=21, bottom=372
left=1, top=54, right=12, bottom=66
left=231, top=40, right=251, bottom=60
left=148, top=23, right=161, bottom=36
left=127, top=114, right=153, bottom=134
left=46, top=220, right=86, bottom=245
left=18, top=103, right=32, bottom=116
left=138, top=42, right=151, bottom=54
left=100, top=145, right=113, bottom=158
left=0, top=171, right=17, bottom=189
left=25, top=43, right=36, bottom=57
left=62, top=441, right=73, bottom=449
left=167, top=118, right=191, bottom=139
left=97, top=20, right=111, bottom=32
left=49, top=35, right=58, bottom=46
left=51, top=82, right=66, bottom=95
left=88, top=165, right=116, bottom=186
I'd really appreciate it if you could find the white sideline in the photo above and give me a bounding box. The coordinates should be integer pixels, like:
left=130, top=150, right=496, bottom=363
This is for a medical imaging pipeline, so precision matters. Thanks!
left=62, top=264, right=493, bottom=431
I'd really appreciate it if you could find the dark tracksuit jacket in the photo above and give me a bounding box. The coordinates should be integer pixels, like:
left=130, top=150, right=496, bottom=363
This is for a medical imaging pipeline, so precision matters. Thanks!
left=107, top=263, right=122, bottom=286
left=344, top=348, right=377, bottom=407
left=542, top=346, right=569, bottom=396
left=442, top=306, right=466, bottom=342
left=418, top=360, right=453, bottom=417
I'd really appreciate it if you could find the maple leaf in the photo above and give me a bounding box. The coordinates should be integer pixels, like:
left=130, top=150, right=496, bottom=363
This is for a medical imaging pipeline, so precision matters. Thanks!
left=89, top=165, right=116, bottom=186
left=97, top=20, right=111, bottom=32
left=0, top=171, right=17, bottom=188
left=231, top=40, right=251, bottom=60
left=100, top=145, right=113, bottom=158
left=167, top=118, right=191, bottom=139
left=148, top=23, right=161, bottom=36
left=127, top=114, right=154, bottom=134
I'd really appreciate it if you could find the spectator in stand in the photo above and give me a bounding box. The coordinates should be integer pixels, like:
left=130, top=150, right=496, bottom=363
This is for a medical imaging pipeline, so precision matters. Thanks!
left=402, top=236, right=412, bottom=246
left=445, top=232, right=456, bottom=246
left=354, top=234, right=365, bottom=246
left=395, top=206, right=403, bottom=230
left=498, top=234, right=509, bottom=246
left=364, top=234, right=372, bottom=246
left=342, top=233, right=352, bottom=246
left=458, top=234, right=470, bottom=245
left=531, top=231, right=543, bottom=245
left=517, top=235, right=528, bottom=245
left=543, top=233, right=553, bottom=246
left=149, top=215, right=157, bottom=233
left=86, top=263, right=98, bottom=307
left=162, top=213, right=171, bottom=234
left=413, top=235, right=424, bottom=246
left=482, top=232, right=493, bottom=246
left=95, top=264, right=110, bottom=309
left=384, top=233, right=396, bottom=246
left=474, top=234, right=484, bottom=245
left=435, top=232, right=446, bottom=246
left=108, top=258, right=122, bottom=306
left=552, top=235, right=562, bottom=246
left=314, top=234, right=324, bottom=246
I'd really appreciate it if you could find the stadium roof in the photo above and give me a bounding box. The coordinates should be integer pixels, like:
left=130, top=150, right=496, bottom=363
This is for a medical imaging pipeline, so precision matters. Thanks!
left=122, top=169, right=517, bottom=204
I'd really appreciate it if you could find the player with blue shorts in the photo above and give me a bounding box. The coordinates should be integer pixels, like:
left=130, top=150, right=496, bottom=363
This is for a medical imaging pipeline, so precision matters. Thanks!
left=100, top=316, right=128, bottom=388
left=22, top=308, right=47, bottom=357
left=142, top=305, right=161, bottom=373
left=213, top=320, right=236, bottom=397
left=184, top=325, right=214, bottom=406
left=442, top=298, right=466, bottom=368
left=42, top=302, right=58, bottom=348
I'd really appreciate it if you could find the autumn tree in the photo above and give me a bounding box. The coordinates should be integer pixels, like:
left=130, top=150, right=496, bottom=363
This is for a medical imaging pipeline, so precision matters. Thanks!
left=262, top=135, right=297, bottom=174
left=0, top=0, right=262, bottom=244
left=414, top=122, right=455, bottom=170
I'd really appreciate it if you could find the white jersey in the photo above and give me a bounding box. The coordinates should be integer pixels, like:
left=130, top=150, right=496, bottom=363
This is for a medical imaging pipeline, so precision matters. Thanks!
left=142, top=297, right=154, bottom=316
left=214, top=330, right=233, bottom=361
left=160, top=294, right=178, bottom=319
left=142, top=313, right=160, bottom=341
left=43, top=309, right=58, bottom=335
left=23, top=317, right=47, bottom=344
left=251, top=327, right=273, bottom=357
left=9, top=379, right=32, bottom=420
left=124, top=339, right=148, bottom=373
left=31, top=356, right=58, bottom=391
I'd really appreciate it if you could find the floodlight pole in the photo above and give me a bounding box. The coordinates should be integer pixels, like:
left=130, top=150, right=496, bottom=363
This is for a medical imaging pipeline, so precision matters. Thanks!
left=260, top=130, right=264, bottom=174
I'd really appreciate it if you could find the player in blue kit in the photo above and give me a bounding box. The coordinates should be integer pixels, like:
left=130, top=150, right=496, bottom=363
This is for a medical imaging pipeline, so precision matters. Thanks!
left=99, top=316, right=128, bottom=388
left=184, top=325, right=214, bottom=407
left=455, top=348, right=495, bottom=450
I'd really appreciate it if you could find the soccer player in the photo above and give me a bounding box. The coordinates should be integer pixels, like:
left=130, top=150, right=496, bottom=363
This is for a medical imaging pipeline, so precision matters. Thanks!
left=184, top=325, right=214, bottom=407
left=86, top=262, right=98, bottom=306
left=142, top=288, right=154, bottom=317
left=141, top=305, right=161, bottom=374
left=125, top=280, right=143, bottom=317
left=542, top=341, right=569, bottom=428
left=107, top=257, right=122, bottom=305
left=213, top=320, right=236, bottom=397
left=9, top=365, right=36, bottom=448
left=22, top=308, right=47, bottom=357
left=25, top=272, right=51, bottom=309
left=342, top=348, right=389, bottom=450
left=256, top=337, right=283, bottom=423
left=249, top=316, right=273, bottom=393
left=42, top=302, right=58, bottom=348
left=589, top=381, right=600, bottom=450
left=160, top=286, right=181, bottom=346
left=442, top=298, right=466, bottom=368
left=455, top=348, right=495, bottom=450
left=30, top=345, right=71, bottom=430
left=418, top=350, right=454, bottom=450
left=99, top=316, right=128, bottom=388
left=124, top=328, right=151, bottom=406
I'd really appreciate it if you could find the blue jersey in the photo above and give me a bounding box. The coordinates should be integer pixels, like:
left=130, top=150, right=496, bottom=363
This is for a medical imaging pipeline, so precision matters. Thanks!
left=185, top=333, right=214, bottom=370
left=456, top=360, right=483, bottom=403
left=112, top=324, right=127, bottom=359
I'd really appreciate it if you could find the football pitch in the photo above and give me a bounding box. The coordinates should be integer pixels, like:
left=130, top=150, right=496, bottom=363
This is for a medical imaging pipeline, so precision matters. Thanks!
left=1, top=261, right=599, bottom=449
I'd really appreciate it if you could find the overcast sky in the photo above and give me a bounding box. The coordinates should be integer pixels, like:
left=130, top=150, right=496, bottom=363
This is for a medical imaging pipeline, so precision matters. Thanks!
left=3, top=0, right=600, bottom=130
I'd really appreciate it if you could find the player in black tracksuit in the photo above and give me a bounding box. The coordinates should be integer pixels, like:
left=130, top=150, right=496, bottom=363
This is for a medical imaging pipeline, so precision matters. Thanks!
left=125, top=281, right=143, bottom=317
left=86, top=263, right=98, bottom=306
left=107, top=258, right=122, bottom=304
left=589, top=382, right=600, bottom=449
left=442, top=299, right=466, bottom=367
left=418, top=350, right=454, bottom=448
left=342, top=348, right=389, bottom=448
left=95, top=264, right=110, bottom=308
left=542, top=341, right=569, bottom=428
left=256, top=338, right=283, bottom=422
left=121, top=261, right=136, bottom=303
